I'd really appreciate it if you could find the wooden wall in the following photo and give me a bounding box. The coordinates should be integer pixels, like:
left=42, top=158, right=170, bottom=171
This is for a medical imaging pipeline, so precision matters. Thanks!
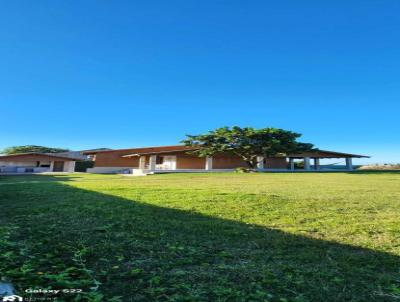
left=212, top=155, right=248, bottom=169
left=176, top=154, right=205, bottom=169
left=94, top=151, right=139, bottom=167
left=94, top=150, right=288, bottom=169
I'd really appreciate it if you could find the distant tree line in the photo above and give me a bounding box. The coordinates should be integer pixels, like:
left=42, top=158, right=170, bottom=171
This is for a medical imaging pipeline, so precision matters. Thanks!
left=1, top=145, right=69, bottom=155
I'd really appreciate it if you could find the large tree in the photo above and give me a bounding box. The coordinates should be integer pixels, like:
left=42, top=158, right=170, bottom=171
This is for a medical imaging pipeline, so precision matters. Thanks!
left=1, top=145, right=70, bottom=155
left=182, top=126, right=314, bottom=168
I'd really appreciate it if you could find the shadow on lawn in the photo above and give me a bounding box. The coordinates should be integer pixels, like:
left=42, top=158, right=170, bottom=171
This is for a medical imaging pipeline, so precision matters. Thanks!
left=299, top=170, right=400, bottom=175
left=0, top=175, right=399, bottom=302
left=350, top=170, right=400, bottom=175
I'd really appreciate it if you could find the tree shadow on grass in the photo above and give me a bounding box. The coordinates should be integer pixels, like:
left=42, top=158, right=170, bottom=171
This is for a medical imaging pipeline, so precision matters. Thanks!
left=0, top=175, right=399, bottom=302
left=0, top=174, right=83, bottom=183
left=349, top=170, right=400, bottom=175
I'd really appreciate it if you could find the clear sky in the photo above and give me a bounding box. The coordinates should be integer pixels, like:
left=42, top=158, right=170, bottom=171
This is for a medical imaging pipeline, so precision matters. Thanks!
left=1, top=1, right=399, bottom=164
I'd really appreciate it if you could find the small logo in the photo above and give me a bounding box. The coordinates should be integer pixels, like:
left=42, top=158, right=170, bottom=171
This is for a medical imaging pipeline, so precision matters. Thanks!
left=2, top=295, right=23, bottom=302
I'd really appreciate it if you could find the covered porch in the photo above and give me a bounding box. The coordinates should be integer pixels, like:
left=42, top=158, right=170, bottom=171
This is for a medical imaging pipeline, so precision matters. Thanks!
left=122, top=150, right=217, bottom=175
left=122, top=149, right=368, bottom=174
left=282, top=150, right=369, bottom=172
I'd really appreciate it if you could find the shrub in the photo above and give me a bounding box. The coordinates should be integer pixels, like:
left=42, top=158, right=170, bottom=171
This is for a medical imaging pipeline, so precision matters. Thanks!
left=75, top=161, right=94, bottom=172
left=235, top=167, right=252, bottom=173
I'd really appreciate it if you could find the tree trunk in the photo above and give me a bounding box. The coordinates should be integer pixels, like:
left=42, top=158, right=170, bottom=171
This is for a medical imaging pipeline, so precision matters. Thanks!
left=246, top=161, right=255, bottom=168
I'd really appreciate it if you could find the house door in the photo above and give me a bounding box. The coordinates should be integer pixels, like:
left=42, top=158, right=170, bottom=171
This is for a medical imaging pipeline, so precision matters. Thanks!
left=53, top=161, right=64, bottom=172
left=162, top=156, right=176, bottom=170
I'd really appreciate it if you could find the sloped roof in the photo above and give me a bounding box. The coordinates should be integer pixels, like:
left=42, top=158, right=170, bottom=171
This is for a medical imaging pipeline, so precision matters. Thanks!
left=80, top=148, right=111, bottom=153
left=82, top=144, right=369, bottom=159
left=288, top=149, right=369, bottom=158
left=121, top=147, right=368, bottom=158
left=0, top=153, right=82, bottom=161
left=122, top=148, right=198, bottom=157
left=83, top=145, right=194, bottom=155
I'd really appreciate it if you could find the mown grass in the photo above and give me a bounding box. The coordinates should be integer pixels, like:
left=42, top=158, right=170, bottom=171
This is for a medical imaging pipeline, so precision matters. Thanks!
left=0, top=172, right=399, bottom=301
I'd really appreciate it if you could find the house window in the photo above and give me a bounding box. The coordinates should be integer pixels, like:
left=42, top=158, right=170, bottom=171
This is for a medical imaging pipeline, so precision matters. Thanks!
left=156, top=156, right=164, bottom=164
left=39, top=161, right=51, bottom=167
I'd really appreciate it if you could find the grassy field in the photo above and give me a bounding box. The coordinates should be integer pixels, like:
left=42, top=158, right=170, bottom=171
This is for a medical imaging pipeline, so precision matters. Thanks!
left=0, top=172, right=399, bottom=301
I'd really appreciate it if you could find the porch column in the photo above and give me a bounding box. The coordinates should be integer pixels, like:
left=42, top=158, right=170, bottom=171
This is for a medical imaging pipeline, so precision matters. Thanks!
left=314, top=158, right=320, bottom=170
left=205, top=156, right=213, bottom=170
left=304, top=157, right=311, bottom=171
left=149, top=155, right=157, bottom=171
left=346, top=158, right=353, bottom=171
left=50, top=161, right=54, bottom=172
left=289, top=158, right=295, bottom=171
left=139, top=156, right=146, bottom=169
left=256, top=156, right=264, bottom=170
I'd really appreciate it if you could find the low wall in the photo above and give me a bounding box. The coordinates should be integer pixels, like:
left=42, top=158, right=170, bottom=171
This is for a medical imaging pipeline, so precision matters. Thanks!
left=0, top=167, right=51, bottom=173
left=87, top=167, right=134, bottom=174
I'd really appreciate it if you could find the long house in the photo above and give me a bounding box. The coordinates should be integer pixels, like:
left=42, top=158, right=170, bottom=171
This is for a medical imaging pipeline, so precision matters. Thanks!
left=84, top=145, right=368, bottom=175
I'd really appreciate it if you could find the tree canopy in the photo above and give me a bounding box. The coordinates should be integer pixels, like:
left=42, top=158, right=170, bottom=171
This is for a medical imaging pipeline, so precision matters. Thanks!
left=1, top=145, right=70, bottom=155
left=182, top=126, right=314, bottom=168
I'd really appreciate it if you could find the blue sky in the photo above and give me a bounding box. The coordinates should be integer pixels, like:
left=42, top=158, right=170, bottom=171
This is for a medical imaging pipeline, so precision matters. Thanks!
left=0, top=1, right=399, bottom=164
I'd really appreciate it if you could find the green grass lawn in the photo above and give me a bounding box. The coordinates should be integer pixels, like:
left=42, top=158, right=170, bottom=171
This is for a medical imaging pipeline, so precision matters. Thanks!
left=0, top=172, right=399, bottom=301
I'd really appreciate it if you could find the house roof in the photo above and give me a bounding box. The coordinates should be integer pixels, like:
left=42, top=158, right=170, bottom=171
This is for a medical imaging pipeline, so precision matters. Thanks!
left=0, top=153, right=82, bottom=161
left=83, top=145, right=195, bottom=155
left=288, top=150, right=369, bottom=158
left=119, top=146, right=369, bottom=158
left=80, top=148, right=112, bottom=153
left=81, top=143, right=369, bottom=159
left=122, top=148, right=197, bottom=157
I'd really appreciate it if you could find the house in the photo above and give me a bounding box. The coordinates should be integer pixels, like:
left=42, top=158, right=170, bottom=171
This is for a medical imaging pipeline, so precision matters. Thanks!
left=84, top=145, right=368, bottom=174
left=0, top=153, right=80, bottom=173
